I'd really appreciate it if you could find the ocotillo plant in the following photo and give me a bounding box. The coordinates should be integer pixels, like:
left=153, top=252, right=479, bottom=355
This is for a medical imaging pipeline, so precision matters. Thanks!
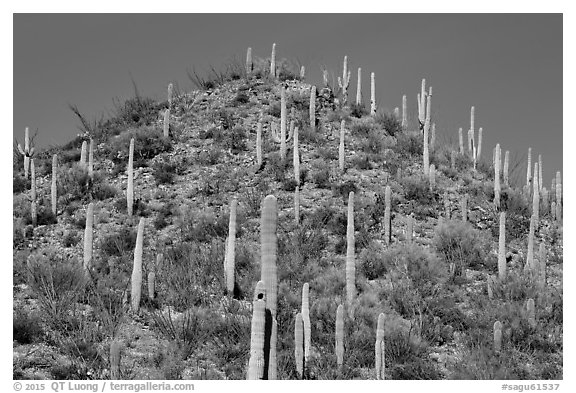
left=80, top=141, right=87, bottom=168
left=555, top=171, right=562, bottom=221
left=401, top=95, right=407, bottom=128
left=226, top=197, right=237, bottom=295
left=503, top=151, right=510, bottom=186
left=335, top=304, right=344, bottom=368
left=494, top=321, right=503, bottom=352
left=477, top=127, right=483, bottom=159
left=339, top=120, right=346, bottom=173
left=356, top=67, right=362, bottom=105
left=370, top=72, right=376, bottom=115
left=384, top=186, right=391, bottom=245
left=261, top=195, right=278, bottom=379
left=110, top=340, right=121, bottom=379
left=375, top=313, right=385, bottom=380
left=256, top=118, right=263, bottom=167
left=17, top=127, right=34, bottom=178
left=131, top=218, right=145, bottom=313
left=494, top=144, right=501, bottom=209
left=532, top=162, right=540, bottom=228
left=309, top=86, right=316, bottom=132
left=280, top=86, right=287, bottom=162
left=163, top=109, right=170, bottom=138
left=526, top=148, right=532, bottom=188
left=338, top=56, right=351, bottom=106
left=270, top=43, right=276, bottom=78
left=458, top=128, right=464, bottom=155
left=498, top=212, right=506, bottom=281
left=346, top=192, right=356, bottom=313
left=294, top=126, right=300, bottom=185
left=525, top=215, right=536, bottom=274
left=127, top=138, right=134, bottom=216
left=294, top=186, right=300, bottom=225
left=30, top=159, right=37, bottom=227
left=88, top=139, right=94, bottom=178
left=294, top=312, right=304, bottom=379
left=167, top=83, right=173, bottom=108
left=83, top=203, right=94, bottom=271
left=423, top=94, right=431, bottom=175
left=246, top=47, right=253, bottom=75
left=527, top=298, right=536, bottom=329
left=51, top=154, right=57, bottom=216
left=247, top=281, right=266, bottom=380
left=301, top=283, right=311, bottom=366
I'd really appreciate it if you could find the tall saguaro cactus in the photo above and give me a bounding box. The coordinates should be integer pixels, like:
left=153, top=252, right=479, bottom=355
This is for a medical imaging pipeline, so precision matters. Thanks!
left=527, top=298, right=536, bottom=329
left=370, top=72, right=376, bottom=115
left=339, top=120, right=346, bottom=173
left=418, top=78, right=426, bottom=126
left=375, top=313, right=385, bottom=380
left=356, top=67, right=362, bottom=105
left=538, top=155, right=543, bottom=191
left=17, top=127, right=34, bottom=178
left=346, top=192, right=356, bottom=312
left=247, top=281, right=266, bottom=380
left=301, top=283, right=311, bottom=366
left=309, top=86, right=316, bottom=132
left=280, top=86, right=287, bottom=162
left=494, top=144, right=501, bottom=209
left=503, top=151, right=510, bottom=186
left=469, top=106, right=475, bottom=156
left=555, top=171, right=562, bottom=221
left=335, top=304, right=344, bottom=368
left=338, top=56, right=351, bottom=106
left=294, top=186, right=300, bottom=225
left=131, top=218, right=145, bottom=313
left=498, top=212, right=506, bottom=280
left=163, top=109, right=170, bottom=138
left=423, top=94, right=431, bottom=175
left=88, top=139, right=94, bottom=178
left=294, top=126, right=300, bottom=185
left=494, top=321, right=503, bottom=352
left=384, top=186, right=392, bottom=245
left=526, top=148, right=532, bottom=188
left=51, top=154, right=57, bottom=216
left=477, top=127, right=483, bottom=159
left=127, top=138, right=134, bottom=216
left=30, top=159, right=37, bottom=227
left=246, top=47, right=253, bottom=75
left=525, top=215, right=536, bottom=274
left=458, top=128, right=464, bottom=155
left=270, top=43, right=276, bottom=78
left=83, top=203, right=94, bottom=271
left=167, top=83, right=173, bottom=108
left=256, top=118, right=263, bottom=167
left=401, top=95, right=407, bottom=128
left=294, top=313, right=304, bottom=379
left=532, top=162, right=540, bottom=228
left=226, top=197, right=237, bottom=295
left=80, top=141, right=88, bottom=168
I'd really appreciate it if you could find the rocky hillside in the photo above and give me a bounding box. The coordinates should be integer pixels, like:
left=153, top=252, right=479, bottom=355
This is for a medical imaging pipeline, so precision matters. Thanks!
left=13, top=52, right=563, bottom=380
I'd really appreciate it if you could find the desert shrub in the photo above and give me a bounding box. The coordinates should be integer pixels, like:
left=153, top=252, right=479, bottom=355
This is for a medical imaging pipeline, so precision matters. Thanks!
left=308, top=160, right=331, bottom=189
left=349, top=102, right=368, bottom=118
left=152, top=160, right=177, bottom=185
left=500, top=187, right=530, bottom=239
left=433, top=220, right=492, bottom=277
left=105, top=126, right=172, bottom=166
left=350, top=118, right=374, bottom=137
left=199, top=127, right=222, bottom=140
left=174, top=207, right=232, bottom=244
left=351, top=153, right=371, bottom=170
left=197, top=147, right=222, bottom=166
left=222, top=127, right=247, bottom=153
left=231, top=92, right=250, bottom=106
left=153, top=202, right=175, bottom=230
left=63, top=230, right=81, bottom=247
left=99, top=227, right=137, bottom=258
left=395, top=131, right=423, bottom=158
left=374, top=110, right=402, bottom=136
left=92, top=181, right=118, bottom=201
left=402, top=175, right=437, bottom=205
left=332, top=180, right=358, bottom=201
left=358, top=241, right=388, bottom=280
left=265, top=151, right=287, bottom=182
left=13, top=309, right=44, bottom=344
left=13, top=174, right=30, bottom=194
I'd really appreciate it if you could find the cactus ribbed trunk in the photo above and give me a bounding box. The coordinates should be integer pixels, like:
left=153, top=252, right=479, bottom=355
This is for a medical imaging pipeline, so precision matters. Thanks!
left=167, top=83, right=173, bottom=107
left=538, top=155, right=543, bottom=191
left=526, top=148, right=532, bottom=188
left=300, top=65, right=305, bottom=79
left=532, top=162, right=540, bottom=228
left=494, top=321, right=502, bottom=352
left=309, top=86, right=316, bottom=132
left=430, top=123, right=436, bottom=152
left=110, top=340, right=121, bottom=379
left=494, top=144, right=501, bottom=209
left=247, top=285, right=266, bottom=380
left=256, top=118, right=262, bottom=167
left=469, top=106, right=475, bottom=156
left=346, top=192, right=356, bottom=312
left=401, top=95, right=407, bottom=128
left=375, top=313, right=385, bottom=380
left=384, top=186, right=391, bottom=245
left=477, top=127, right=483, bottom=159
left=301, top=283, right=311, bottom=366
left=131, top=218, right=145, bottom=313
left=419, top=78, right=426, bottom=125
left=88, top=139, right=94, bottom=178
left=148, top=271, right=156, bottom=300
left=444, top=192, right=450, bottom=219
left=356, top=67, right=362, bottom=105
left=458, top=128, right=464, bottom=155
left=525, top=215, right=536, bottom=273
left=339, top=56, right=350, bottom=106
left=127, top=138, right=134, bottom=216
left=294, top=313, right=304, bottom=379
left=280, top=87, right=287, bottom=162
left=335, top=304, right=344, bottom=367
left=339, top=120, right=345, bottom=173
left=498, top=212, right=506, bottom=281
left=80, top=141, right=87, bottom=168
left=51, top=154, right=57, bottom=216
left=423, top=95, right=431, bottom=175
left=163, top=109, right=170, bottom=138
left=527, top=298, right=536, bottom=329
left=18, top=127, right=32, bottom=178
left=370, top=72, right=376, bottom=115
left=226, top=197, right=237, bottom=295
left=503, top=150, right=510, bottom=186
left=270, top=43, right=276, bottom=78
left=246, top=47, right=253, bottom=75
left=83, top=203, right=94, bottom=271
left=555, top=171, right=561, bottom=221
left=429, top=164, right=436, bottom=190
left=294, top=126, right=300, bottom=185
left=31, top=159, right=37, bottom=227
left=294, top=186, right=300, bottom=225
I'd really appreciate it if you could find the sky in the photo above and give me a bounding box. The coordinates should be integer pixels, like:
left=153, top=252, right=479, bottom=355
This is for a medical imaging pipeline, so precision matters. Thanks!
left=13, top=13, right=562, bottom=185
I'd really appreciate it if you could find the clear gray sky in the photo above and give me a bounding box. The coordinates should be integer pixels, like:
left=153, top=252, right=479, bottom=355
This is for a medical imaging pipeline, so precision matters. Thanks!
left=13, top=13, right=562, bottom=184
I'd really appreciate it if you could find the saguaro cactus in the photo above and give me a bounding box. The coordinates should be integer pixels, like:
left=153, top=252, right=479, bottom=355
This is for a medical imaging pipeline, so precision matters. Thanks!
left=294, top=126, right=300, bottom=185
left=503, top=151, right=510, bottom=186
left=256, top=118, right=263, bottom=167
left=335, top=304, right=344, bottom=367
left=469, top=106, right=475, bottom=155
left=527, top=298, right=536, bottom=328
left=131, top=218, right=145, bottom=313
left=429, top=164, right=436, bottom=190
left=423, top=95, right=431, bottom=175
left=477, top=127, right=483, bottom=159
left=525, top=215, right=536, bottom=274
left=498, top=212, right=506, bottom=281
left=384, top=186, right=392, bottom=245
left=30, top=159, right=37, bottom=227
left=301, top=283, right=311, bottom=366
left=280, top=86, right=287, bottom=161
left=246, top=47, right=253, bottom=75
left=375, top=313, right=385, bottom=380
left=309, top=86, right=316, bottom=132
left=346, top=192, right=356, bottom=312
left=127, top=138, right=134, bottom=216
left=294, top=312, right=304, bottom=379
left=356, top=67, right=362, bottom=105
left=51, top=154, right=57, bottom=216
left=494, top=144, right=501, bottom=209
left=370, top=72, right=376, bottom=115
left=526, top=148, right=532, bottom=188
left=88, top=139, right=94, bottom=178
left=110, top=340, right=121, bottom=379
left=294, top=186, right=300, bottom=225
left=226, top=197, right=237, bottom=295
left=538, top=155, right=543, bottom=191
left=17, top=127, right=34, bottom=178
left=247, top=281, right=266, bottom=380
left=430, top=123, right=436, bottom=152
left=338, top=56, right=351, bottom=106
left=163, top=109, right=170, bottom=138
left=401, top=95, right=407, bottom=128
left=418, top=78, right=426, bottom=126
left=167, top=83, right=173, bottom=107
left=494, top=321, right=502, bottom=351
left=148, top=269, right=156, bottom=300
left=339, top=120, right=346, bottom=173
left=80, top=141, right=87, bottom=168
left=270, top=43, right=276, bottom=77
left=555, top=171, right=562, bottom=221
left=458, top=128, right=464, bottom=155
left=300, top=65, right=305, bottom=79
left=532, top=162, right=540, bottom=228
left=83, top=203, right=94, bottom=270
